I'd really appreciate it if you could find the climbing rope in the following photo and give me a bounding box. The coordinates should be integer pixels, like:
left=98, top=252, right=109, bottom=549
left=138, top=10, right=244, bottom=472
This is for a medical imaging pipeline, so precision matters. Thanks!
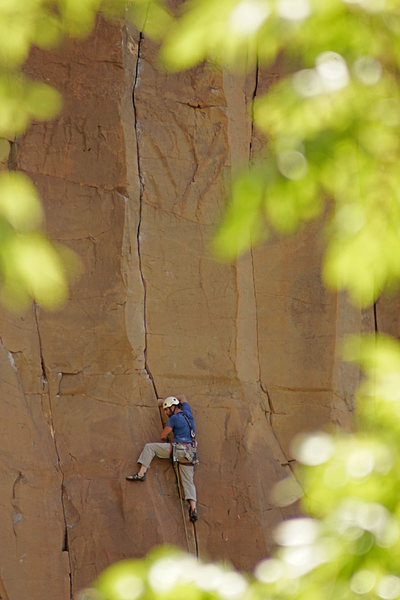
left=173, top=461, right=199, bottom=558
left=172, top=461, right=191, bottom=553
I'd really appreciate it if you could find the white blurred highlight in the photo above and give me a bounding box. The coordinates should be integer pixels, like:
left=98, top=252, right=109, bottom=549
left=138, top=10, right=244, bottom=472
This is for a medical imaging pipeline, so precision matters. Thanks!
left=277, top=150, right=308, bottom=180
left=149, top=558, right=184, bottom=591
left=274, top=518, right=320, bottom=547
left=281, top=543, right=330, bottom=577
left=270, top=476, right=303, bottom=507
left=292, top=432, right=334, bottom=466
left=376, top=373, right=400, bottom=401
left=346, top=447, right=375, bottom=479
left=217, top=572, right=248, bottom=599
left=377, top=575, right=400, bottom=600
left=148, top=555, right=247, bottom=599
left=315, top=52, right=349, bottom=92
left=350, top=570, right=376, bottom=595
left=277, top=0, right=311, bottom=20
left=254, top=558, right=284, bottom=583
left=293, top=52, right=349, bottom=97
left=334, top=499, right=399, bottom=547
left=114, top=575, right=144, bottom=600
left=195, top=564, right=225, bottom=591
left=229, top=0, right=270, bottom=34
left=293, top=69, right=324, bottom=97
left=336, top=205, right=366, bottom=235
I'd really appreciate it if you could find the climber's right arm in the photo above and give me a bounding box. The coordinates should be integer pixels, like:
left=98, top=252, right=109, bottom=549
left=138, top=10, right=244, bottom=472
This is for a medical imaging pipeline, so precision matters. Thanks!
left=160, top=425, right=172, bottom=440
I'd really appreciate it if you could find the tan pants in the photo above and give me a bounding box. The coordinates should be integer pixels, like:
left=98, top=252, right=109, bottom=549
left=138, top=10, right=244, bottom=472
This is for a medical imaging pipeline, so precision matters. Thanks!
left=137, top=442, right=197, bottom=501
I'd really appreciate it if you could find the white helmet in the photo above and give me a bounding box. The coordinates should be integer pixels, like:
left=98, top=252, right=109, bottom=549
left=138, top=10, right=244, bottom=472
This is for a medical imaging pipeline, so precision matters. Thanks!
left=163, top=396, right=179, bottom=409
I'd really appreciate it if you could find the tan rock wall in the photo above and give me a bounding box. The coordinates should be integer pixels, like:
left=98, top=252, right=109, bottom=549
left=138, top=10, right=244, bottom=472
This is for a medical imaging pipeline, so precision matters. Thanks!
left=0, top=14, right=389, bottom=600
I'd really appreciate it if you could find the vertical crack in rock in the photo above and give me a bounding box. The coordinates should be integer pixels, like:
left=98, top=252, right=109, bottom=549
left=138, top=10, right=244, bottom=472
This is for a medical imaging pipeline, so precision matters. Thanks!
left=373, top=302, right=379, bottom=333
left=249, top=60, right=259, bottom=160
left=132, top=32, right=158, bottom=399
left=246, top=64, right=293, bottom=468
left=33, top=304, right=73, bottom=599
left=247, top=65, right=291, bottom=464
left=249, top=249, right=291, bottom=466
left=7, top=138, right=16, bottom=170
left=130, top=31, right=193, bottom=549
left=34, top=306, right=48, bottom=395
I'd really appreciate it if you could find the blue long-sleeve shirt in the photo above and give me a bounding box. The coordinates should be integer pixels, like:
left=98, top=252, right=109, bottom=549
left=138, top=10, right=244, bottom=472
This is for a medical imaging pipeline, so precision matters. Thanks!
left=167, top=402, right=195, bottom=443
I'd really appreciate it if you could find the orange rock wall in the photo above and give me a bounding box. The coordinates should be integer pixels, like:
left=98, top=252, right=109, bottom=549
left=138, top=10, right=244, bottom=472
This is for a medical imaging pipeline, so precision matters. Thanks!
left=0, top=15, right=387, bottom=600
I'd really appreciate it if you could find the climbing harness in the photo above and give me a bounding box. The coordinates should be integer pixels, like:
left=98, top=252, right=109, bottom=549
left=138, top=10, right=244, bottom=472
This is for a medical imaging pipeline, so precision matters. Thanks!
left=172, top=442, right=198, bottom=465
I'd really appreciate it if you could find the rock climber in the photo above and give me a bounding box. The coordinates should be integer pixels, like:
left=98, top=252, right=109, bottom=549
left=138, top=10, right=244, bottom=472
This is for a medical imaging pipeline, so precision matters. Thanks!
left=126, top=395, right=198, bottom=523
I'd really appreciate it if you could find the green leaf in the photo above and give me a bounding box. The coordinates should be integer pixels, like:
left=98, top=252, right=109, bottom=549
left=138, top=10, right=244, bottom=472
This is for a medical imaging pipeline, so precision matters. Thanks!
left=0, top=171, right=43, bottom=231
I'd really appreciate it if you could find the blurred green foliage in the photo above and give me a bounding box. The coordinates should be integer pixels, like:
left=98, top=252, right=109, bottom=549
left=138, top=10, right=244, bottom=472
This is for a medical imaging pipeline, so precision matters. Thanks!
left=0, top=170, right=72, bottom=309
left=0, top=0, right=172, bottom=310
left=142, top=0, right=400, bottom=306
left=7, top=0, right=400, bottom=308
left=0, top=0, right=139, bottom=310
left=87, top=4, right=400, bottom=600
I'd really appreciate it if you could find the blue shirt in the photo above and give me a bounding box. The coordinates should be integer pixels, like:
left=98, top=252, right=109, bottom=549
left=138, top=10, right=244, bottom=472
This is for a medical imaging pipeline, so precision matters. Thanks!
left=167, top=402, right=195, bottom=443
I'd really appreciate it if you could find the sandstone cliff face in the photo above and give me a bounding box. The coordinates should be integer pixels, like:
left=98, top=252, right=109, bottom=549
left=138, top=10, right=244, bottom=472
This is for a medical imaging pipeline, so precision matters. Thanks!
left=0, top=15, right=391, bottom=600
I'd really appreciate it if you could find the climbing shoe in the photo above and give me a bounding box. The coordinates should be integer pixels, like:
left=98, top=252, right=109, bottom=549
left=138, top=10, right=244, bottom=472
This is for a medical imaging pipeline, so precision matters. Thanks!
left=189, top=507, right=198, bottom=523
left=126, top=473, right=146, bottom=482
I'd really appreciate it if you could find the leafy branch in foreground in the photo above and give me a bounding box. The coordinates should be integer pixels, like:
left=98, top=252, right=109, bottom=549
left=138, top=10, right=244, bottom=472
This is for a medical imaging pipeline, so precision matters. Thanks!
left=0, top=0, right=144, bottom=309
left=146, top=0, right=400, bottom=306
